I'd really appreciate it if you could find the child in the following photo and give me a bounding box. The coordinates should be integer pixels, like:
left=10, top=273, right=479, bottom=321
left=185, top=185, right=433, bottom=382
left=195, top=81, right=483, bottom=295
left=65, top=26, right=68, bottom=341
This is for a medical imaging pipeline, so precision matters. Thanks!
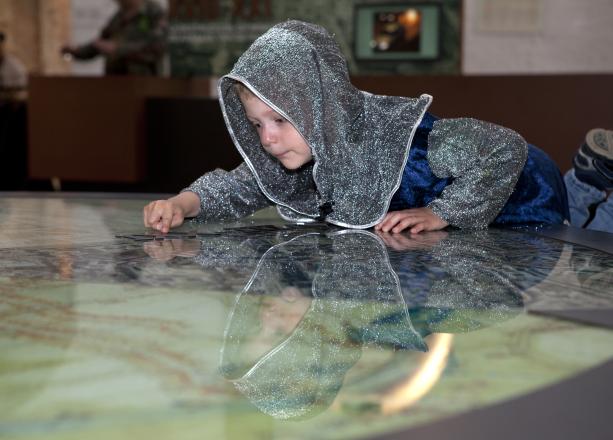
left=144, top=20, right=569, bottom=234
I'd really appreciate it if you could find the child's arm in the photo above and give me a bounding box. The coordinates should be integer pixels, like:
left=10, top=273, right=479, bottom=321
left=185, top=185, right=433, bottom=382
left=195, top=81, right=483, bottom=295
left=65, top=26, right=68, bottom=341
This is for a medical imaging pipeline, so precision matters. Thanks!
left=185, top=162, right=272, bottom=223
left=425, top=118, right=528, bottom=229
left=143, top=163, right=272, bottom=232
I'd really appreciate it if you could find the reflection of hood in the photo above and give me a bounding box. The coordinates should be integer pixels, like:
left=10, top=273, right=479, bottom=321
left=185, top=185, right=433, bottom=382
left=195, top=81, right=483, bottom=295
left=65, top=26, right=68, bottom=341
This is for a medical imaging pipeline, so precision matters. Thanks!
left=218, top=20, right=431, bottom=228
left=219, top=230, right=425, bottom=420
left=422, top=232, right=525, bottom=334
left=389, top=229, right=559, bottom=335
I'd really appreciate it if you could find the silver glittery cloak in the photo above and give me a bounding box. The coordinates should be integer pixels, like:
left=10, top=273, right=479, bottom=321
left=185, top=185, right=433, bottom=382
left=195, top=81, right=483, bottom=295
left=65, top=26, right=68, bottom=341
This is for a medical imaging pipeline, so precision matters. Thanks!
left=187, top=20, right=527, bottom=229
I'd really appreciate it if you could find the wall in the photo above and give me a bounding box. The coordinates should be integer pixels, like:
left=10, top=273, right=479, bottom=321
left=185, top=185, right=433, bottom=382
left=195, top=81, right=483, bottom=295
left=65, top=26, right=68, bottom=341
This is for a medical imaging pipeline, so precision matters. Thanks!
left=0, top=0, right=38, bottom=72
left=39, top=0, right=72, bottom=74
left=0, top=0, right=70, bottom=75
left=168, top=0, right=461, bottom=76
left=4, top=0, right=613, bottom=77
left=463, top=0, right=613, bottom=74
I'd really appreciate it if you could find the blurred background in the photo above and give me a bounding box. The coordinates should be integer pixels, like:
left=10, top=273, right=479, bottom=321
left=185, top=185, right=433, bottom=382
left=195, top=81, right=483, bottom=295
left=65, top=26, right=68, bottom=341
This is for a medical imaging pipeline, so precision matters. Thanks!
left=1, top=0, right=612, bottom=193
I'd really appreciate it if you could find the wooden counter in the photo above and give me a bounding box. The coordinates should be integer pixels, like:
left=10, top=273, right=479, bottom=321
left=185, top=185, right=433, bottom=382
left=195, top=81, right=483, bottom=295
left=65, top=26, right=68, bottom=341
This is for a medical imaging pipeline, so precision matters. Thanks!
left=27, top=76, right=211, bottom=183
left=27, top=74, right=613, bottom=187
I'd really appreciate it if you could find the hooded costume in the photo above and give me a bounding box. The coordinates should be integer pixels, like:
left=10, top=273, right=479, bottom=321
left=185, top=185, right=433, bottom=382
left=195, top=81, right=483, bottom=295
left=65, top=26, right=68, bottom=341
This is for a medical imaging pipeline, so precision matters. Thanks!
left=186, top=20, right=568, bottom=229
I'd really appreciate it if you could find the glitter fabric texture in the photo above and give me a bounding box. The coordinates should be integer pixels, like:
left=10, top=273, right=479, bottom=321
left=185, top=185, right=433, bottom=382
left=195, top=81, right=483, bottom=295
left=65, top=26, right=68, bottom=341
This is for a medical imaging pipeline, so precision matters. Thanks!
left=191, top=20, right=431, bottom=227
left=212, top=227, right=537, bottom=419
left=427, top=118, right=527, bottom=228
left=187, top=20, right=528, bottom=229
left=218, top=230, right=424, bottom=420
left=185, top=163, right=271, bottom=222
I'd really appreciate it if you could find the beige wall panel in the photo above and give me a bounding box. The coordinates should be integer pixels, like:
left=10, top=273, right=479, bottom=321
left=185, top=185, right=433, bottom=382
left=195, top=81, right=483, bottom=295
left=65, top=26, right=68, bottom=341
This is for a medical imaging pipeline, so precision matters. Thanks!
left=39, top=0, right=71, bottom=74
left=0, top=0, right=70, bottom=75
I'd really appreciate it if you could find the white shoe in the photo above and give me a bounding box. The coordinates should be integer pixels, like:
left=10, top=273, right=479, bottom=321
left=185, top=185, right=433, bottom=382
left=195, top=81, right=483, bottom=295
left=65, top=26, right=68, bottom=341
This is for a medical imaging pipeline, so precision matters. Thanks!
left=584, top=128, right=613, bottom=163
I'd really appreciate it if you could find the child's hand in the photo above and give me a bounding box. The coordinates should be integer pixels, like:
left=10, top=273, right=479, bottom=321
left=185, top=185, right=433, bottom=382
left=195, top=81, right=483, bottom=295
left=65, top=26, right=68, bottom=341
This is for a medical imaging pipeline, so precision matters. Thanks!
left=143, top=192, right=200, bottom=233
left=143, top=199, right=186, bottom=233
left=375, top=208, right=448, bottom=234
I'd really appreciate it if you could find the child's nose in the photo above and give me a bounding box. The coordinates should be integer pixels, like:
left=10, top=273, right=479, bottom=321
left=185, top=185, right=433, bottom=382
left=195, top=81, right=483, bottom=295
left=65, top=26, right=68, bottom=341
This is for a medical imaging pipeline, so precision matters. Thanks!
left=261, top=125, right=277, bottom=146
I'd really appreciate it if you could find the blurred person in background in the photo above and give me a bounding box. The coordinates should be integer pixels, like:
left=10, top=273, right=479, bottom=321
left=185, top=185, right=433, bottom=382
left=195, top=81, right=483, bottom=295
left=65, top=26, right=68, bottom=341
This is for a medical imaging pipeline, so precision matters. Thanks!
left=61, top=0, right=168, bottom=76
left=0, top=31, right=28, bottom=189
left=0, top=31, right=27, bottom=100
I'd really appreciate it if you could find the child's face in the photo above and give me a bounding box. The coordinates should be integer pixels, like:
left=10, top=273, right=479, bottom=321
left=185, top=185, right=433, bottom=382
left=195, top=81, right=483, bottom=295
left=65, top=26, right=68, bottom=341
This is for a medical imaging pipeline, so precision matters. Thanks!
left=240, top=94, right=313, bottom=170
left=244, top=287, right=312, bottom=362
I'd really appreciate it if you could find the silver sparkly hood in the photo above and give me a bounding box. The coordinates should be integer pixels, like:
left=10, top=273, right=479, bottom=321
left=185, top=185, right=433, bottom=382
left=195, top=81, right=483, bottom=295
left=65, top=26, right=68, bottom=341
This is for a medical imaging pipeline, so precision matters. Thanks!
left=218, top=20, right=431, bottom=228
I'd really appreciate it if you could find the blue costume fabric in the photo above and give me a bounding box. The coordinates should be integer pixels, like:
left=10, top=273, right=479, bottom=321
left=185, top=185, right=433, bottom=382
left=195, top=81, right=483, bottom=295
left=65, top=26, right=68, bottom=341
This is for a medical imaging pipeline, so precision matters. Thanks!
left=390, top=112, right=570, bottom=226
left=565, top=169, right=613, bottom=232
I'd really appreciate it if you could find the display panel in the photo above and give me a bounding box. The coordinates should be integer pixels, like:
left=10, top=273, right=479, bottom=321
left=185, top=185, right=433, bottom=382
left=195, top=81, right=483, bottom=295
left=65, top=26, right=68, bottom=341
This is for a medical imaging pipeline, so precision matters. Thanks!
left=354, top=2, right=441, bottom=61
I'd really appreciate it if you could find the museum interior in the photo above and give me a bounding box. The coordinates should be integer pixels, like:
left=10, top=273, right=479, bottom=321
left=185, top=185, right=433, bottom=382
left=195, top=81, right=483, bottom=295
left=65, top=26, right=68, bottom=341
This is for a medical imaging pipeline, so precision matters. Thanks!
left=1, top=1, right=612, bottom=439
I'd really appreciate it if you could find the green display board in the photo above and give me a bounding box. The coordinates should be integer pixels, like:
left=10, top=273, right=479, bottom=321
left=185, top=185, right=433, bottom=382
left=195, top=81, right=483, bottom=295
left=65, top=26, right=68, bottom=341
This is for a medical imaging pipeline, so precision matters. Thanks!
left=168, top=0, right=460, bottom=76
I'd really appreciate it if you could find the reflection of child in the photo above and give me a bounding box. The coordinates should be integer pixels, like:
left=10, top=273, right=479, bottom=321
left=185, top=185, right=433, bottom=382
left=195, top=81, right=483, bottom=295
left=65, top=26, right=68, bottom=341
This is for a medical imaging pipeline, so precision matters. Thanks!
left=144, top=20, right=568, bottom=234
left=246, top=287, right=312, bottom=363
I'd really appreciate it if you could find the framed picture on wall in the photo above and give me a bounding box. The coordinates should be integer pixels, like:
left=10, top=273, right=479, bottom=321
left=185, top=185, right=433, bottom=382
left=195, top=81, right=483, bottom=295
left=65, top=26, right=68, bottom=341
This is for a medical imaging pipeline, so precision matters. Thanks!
left=354, top=2, right=442, bottom=61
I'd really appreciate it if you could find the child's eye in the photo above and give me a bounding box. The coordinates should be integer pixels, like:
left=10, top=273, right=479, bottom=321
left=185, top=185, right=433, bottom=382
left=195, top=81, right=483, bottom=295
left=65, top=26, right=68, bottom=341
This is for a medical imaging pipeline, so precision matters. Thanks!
left=275, top=118, right=285, bottom=124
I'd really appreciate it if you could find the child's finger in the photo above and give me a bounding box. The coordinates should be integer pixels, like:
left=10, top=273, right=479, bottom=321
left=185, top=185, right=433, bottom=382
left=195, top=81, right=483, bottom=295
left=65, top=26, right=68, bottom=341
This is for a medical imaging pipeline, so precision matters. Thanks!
left=410, top=222, right=426, bottom=234
left=379, top=212, right=405, bottom=232
left=150, top=213, right=165, bottom=229
left=143, top=206, right=151, bottom=227
left=146, top=202, right=166, bottom=227
left=143, top=203, right=158, bottom=227
left=380, top=219, right=399, bottom=232
left=391, top=215, right=421, bottom=233
left=375, top=213, right=392, bottom=230
left=159, top=209, right=174, bottom=233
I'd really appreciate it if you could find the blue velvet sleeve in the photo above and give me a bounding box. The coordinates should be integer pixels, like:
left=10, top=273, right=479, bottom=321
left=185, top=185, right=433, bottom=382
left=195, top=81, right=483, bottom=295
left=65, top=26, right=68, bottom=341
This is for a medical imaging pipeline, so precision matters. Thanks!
left=495, top=144, right=569, bottom=225
left=390, top=112, right=569, bottom=226
left=389, top=113, right=451, bottom=212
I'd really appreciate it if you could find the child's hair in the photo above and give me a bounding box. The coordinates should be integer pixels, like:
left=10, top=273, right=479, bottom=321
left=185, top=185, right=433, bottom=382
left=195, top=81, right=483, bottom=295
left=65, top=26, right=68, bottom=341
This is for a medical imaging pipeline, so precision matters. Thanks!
left=232, top=81, right=255, bottom=101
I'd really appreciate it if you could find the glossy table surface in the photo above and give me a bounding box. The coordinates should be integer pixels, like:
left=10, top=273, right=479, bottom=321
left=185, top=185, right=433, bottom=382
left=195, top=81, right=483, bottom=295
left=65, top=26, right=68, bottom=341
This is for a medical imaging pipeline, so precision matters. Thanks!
left=1, top=194, right=612, bottom=440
